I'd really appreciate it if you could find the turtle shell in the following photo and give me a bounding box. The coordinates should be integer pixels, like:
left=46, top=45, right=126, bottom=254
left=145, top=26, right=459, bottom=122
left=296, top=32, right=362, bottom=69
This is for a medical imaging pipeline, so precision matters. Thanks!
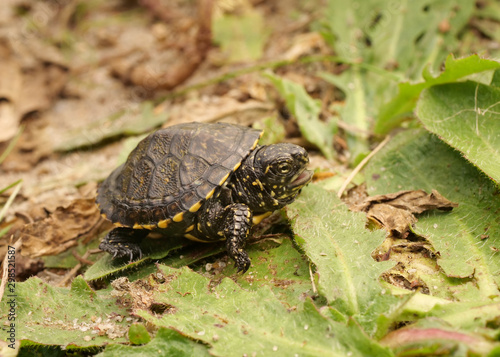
left=96, top=122, right=262, bottom=230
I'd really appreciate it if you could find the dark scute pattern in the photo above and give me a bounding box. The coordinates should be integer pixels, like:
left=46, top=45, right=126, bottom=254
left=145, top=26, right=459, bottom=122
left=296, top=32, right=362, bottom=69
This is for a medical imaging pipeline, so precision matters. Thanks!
left=127, top=158, right=155, bottom=201
left=149, top=156, right=181, bottom=199
left=196, top=180, right=217, bottom=199
left=178, top=190, right=202, bottom=211
left=180, top=154, right=209, bottom=187
left=189, top=124, right=241, bottom=162
left=147, top=131, right=172, bottom=163
left=205, top=165, right=232, bottom=185
left=169, top=130, right=192, bottom=159
left=167, top=199, right=183, bottom=218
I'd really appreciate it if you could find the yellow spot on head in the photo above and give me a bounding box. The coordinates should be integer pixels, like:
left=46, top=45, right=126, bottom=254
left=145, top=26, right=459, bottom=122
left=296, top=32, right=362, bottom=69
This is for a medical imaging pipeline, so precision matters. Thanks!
left=133, top=223, right=144, bottom=229
left=158, top=219, right=171, bottom=229
left=252, top=179, right=264, bottom=191
left=189, top=201, right=202, bottom=213
left=173, top=212, right=184, bottom=222
left=186, top=224, right=195, bottom=232
left=142, top=224, right=155, bottom=230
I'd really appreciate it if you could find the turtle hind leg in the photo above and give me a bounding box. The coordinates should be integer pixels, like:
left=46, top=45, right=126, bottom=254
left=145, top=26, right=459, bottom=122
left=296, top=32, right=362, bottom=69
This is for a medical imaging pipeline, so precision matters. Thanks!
left=99, top=227, right=148, bottom=261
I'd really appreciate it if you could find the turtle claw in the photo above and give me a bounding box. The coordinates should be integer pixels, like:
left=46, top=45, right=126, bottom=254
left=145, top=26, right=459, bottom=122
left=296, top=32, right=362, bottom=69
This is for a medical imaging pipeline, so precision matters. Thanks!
left=99, top=227, right=147, bottom=262
left=236, top=258, right=251, bottom=274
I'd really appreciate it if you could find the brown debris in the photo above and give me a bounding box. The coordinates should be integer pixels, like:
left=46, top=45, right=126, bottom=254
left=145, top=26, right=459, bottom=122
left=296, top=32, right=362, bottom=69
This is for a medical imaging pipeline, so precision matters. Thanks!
left=0, top=38, right=68, bottom=144
left=352, top=189, right=458, bottom=237
left=113, top=0, right=214, bottom=91
left=17, top=198, right=108, bottom=258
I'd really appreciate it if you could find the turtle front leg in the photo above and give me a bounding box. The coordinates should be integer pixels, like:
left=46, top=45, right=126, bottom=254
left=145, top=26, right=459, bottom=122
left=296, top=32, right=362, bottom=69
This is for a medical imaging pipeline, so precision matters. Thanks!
left=223, top=203, right=253, bottom=273
left=99, top=227, right=149, bottom=261
left=197, top=200, right=253, bottom=273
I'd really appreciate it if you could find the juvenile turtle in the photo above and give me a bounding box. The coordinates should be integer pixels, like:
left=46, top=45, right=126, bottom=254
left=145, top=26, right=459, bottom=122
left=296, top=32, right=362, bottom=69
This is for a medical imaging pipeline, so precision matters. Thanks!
left=97, top=122, right=312, bottom=272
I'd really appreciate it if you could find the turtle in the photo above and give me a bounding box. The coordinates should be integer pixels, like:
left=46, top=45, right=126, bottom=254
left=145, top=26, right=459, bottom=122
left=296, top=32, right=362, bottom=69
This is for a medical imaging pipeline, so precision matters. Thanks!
left=96, top=122, right=312, bottom=272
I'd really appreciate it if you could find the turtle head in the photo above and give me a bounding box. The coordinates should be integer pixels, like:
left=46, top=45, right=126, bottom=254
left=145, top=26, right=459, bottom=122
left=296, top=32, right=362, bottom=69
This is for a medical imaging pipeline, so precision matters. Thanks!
left=253, top=143, right=313, bottom=208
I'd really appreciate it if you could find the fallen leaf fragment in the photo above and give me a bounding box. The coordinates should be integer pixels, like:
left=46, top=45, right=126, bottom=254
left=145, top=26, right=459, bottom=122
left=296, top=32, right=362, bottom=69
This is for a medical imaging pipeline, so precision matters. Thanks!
left=353, top=190, right=458, bottom=237
left=17, top=198, right=106, bottom=258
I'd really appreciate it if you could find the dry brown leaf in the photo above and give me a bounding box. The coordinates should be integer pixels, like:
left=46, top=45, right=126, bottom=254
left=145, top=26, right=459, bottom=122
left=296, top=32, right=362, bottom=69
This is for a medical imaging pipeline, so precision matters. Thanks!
left=17, top=198, right=107, bottom=258
left=353, top=189, right=458, bottom=237
left=0, top=57, right=22, bottom=142
left=164, top=96, right=273, bottom=127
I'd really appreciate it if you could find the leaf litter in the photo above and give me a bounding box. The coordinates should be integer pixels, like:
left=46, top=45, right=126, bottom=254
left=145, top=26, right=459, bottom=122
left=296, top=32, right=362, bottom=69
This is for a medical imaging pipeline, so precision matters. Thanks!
left=352, top=189, right=459, bottom=238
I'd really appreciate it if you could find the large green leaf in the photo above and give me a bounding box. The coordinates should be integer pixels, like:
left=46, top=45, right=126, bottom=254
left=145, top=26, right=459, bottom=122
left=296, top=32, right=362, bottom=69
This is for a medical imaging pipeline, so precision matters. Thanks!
left=286, top=184, right=399, bottom=336
left=135, top=265, right=394, bottom=357
left=365, top=129, right=500, bottom=299
left=417, top=81, right=500, bottom=185
left=0, top=276, right=130, bottom=348
left=376, top=55, right=500, bottom=135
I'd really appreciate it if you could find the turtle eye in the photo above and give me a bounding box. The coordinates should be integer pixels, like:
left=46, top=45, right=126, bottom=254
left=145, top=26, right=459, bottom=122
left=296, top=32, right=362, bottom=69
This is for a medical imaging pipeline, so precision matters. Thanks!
left=278, top=162, right=292, bottom=174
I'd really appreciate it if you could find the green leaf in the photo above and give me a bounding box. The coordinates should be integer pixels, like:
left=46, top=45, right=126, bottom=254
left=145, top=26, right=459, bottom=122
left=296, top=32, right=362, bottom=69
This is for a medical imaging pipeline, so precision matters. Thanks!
left=375, top=55, right=500, bottom=135
left=286, top=184, right=400, bottom=336
left=0, top=276, right=131, bottom=347
left=322, top=0, right=472, bottom=76
left=264, top=72, right=336, bottom=159
left=417, top=81, right=500, bottom=185
left=320, top=0, right=474, bottom=144
left=365, top=129, right=500, bottom=299
left=128, top=323, right=151, bottom=345
left=213, top=8, right=269, bottom=63
left=319, top=69, right=372, bottom=163
left=222, top=237, right=313, bottom=306
left=135, top=265, right=394, bottom=357
left=98, top=328, right=210, bottom=357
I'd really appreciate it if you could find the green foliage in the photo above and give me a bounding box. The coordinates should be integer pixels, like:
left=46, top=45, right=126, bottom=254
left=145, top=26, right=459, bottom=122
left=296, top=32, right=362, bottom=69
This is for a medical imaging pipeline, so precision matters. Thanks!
left=135, top=265, right=393, bottom=357
left=417, top=81, right=500, bottom=185
left=0, top=277, right=130, bottom=348
left=265, top=72, right=336, bottom=159
left=97, top=328, right=210, bottom=356
left=127, top=323, right=151, bottom=345
left=286, top=185, right=400, bottom=336
left=213, top=8, right=269, bottom=63
left=317, top=0, right=474, bottom=160
left=365, top=130, right=500, bottom=298
left=377, top=55, right=500, bottom=135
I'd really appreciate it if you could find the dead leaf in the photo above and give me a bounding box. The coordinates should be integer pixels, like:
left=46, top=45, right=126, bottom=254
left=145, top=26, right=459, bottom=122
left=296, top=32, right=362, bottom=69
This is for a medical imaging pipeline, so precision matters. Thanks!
left=17, top=198, right=108, bottom=258
left=164, top=96, right=274, bottom=127
left=283, top=32, right=328, bottom=61
left=352, top=189, right=458, bottom=237
left=0, top=55, right=22, bottom=142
